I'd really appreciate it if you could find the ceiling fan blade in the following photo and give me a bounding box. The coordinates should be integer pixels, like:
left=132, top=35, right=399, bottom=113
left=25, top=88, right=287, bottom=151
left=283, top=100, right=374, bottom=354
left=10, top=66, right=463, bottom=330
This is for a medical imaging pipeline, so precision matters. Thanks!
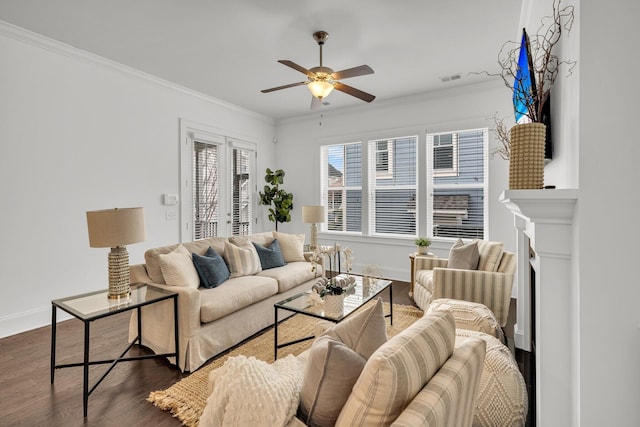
left=261, top=81, right=308, bottom=93
left=332, top=65, right=374, bottom=80
left=278, top=60, right=315, bottom=78
left=334, top=82, right=376, bottom=103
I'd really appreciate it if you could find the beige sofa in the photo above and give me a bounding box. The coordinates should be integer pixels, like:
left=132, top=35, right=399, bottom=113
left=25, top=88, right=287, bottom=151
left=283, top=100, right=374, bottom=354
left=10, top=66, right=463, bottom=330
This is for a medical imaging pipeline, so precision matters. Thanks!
left=129, top=231, right=321, bottom=372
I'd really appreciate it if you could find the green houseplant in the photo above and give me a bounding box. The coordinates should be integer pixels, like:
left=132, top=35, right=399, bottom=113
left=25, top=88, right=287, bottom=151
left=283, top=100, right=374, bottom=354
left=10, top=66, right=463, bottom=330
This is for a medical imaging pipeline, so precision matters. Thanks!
left=258, top=168, right=293, bottom=231
left=414, top=237, right=431, bottom=255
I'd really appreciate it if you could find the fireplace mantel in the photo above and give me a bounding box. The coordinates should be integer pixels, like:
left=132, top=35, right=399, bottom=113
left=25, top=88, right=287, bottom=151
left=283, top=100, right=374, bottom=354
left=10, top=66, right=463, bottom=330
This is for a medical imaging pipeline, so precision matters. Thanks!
left=500, top=188, right=578, bottom=426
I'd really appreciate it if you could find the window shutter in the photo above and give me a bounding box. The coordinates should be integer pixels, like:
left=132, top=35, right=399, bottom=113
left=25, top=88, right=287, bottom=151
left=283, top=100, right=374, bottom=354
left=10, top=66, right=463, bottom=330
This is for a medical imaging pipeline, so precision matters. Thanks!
left=368, top=136, right=417, bottom=237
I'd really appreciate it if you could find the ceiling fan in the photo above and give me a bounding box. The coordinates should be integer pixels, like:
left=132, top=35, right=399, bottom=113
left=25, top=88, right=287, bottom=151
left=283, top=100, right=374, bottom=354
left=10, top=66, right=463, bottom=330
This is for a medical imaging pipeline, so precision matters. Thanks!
left=261, top=31, right=375, bottom=106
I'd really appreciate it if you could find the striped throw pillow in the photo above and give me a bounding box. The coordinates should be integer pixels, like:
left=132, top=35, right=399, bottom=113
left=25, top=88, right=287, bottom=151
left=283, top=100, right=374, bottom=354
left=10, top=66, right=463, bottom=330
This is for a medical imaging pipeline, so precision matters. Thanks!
left=224, top=237, right=261, bottom=278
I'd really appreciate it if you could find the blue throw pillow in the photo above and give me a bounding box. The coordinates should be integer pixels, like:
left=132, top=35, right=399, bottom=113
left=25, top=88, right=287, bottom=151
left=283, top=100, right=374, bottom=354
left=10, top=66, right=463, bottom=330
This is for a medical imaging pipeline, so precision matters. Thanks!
left=192, top=247, right=230, bottom=288
left=253, top=239, right=286, bottom=270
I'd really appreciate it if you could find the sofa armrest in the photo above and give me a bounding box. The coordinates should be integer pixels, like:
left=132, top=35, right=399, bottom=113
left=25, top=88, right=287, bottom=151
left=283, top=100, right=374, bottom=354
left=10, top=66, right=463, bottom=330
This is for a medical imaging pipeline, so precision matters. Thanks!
left=414, top=257, right=448, bottom=272
left=130, top=263, right=152, bottom=283
left=432, top=268, right=513, bottom=327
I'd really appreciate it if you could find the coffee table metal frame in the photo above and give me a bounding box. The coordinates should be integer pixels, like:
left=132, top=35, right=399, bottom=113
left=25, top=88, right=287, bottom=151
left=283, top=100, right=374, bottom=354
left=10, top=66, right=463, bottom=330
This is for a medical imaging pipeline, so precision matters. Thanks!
left=273, top=276, right=393, bottom=359
left=50, top=283, right=179, bottom=417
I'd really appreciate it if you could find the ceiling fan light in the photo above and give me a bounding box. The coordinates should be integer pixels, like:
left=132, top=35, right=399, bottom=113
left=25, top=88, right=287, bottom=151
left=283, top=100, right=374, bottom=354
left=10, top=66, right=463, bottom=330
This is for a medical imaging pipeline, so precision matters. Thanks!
left=307, top=80, right=334, bottom=99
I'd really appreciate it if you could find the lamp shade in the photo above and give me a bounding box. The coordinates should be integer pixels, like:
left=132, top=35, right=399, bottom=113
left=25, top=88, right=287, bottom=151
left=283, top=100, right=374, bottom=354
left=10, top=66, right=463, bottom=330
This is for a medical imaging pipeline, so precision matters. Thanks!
left=86, top=207, right=146, bottom=248
left=307, top=80, right=334, bottom=99
left=302, top=205, right=325, bottom=224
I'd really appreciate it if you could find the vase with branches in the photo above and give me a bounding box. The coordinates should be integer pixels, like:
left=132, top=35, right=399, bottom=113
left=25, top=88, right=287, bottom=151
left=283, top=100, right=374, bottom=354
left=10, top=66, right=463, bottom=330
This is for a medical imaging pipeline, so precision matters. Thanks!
left=486, top=0, right=575, bottom=160
left=258, top=168, right=293, bottom=231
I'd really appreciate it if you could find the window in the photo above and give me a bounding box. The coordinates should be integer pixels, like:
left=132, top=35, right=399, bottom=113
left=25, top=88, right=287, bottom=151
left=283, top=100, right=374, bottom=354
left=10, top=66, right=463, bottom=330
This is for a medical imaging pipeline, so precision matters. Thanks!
left=375, top=140, right=394, bottom=179
left=318, top=127, right=487, bottom=241
left=428, top=129, right=487, bottom=239
left=180, top=120, right=257, bottom=241
left=433, top=133, right=458, bottom=177
left=230, top=143, right=255, bottom=236
left=368, top=136, right=417, bottom=236
left=193, top=141, right=221, bottom=239
left=320, top=143, right=362, bottom=233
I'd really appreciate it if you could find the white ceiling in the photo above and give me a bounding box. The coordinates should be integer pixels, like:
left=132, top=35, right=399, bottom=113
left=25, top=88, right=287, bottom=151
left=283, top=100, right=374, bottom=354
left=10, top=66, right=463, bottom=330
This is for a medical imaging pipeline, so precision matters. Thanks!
left=0, top=0, right=522, bottom=120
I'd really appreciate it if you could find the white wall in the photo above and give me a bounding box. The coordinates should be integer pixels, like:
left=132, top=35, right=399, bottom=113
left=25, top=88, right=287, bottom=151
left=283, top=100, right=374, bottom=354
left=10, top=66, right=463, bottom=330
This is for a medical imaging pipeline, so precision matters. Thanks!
left=274, top=80, right=515, bottom=283
left=0, top=24, right=276, bottom=337
left=577, top=0, right=640, bottom=425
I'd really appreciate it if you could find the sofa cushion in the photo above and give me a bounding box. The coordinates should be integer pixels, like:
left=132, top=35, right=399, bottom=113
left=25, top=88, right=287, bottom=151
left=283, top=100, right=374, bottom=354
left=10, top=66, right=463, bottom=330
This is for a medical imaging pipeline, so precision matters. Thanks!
left=299, top=299, right=387, bottom=427
left=145, top=237, right=228, bottom=284
left=336, top=311, right=456, bottom=426
left=257, top=261, right=316, bottom=293
left=249, top=232, right=275, bottom=247
left=158, top=244, right=200, bottom=288
left=448, top=239, right=480, bottom=270
left=225, top=237, right=262, bottom=278
left=192, top=247, right=230, bottom=289
left=199, top=275, right=278, bottom=323
left=253, top=239, right=286, bottom=270
left=474, top=240, right=503, bottom=272
left=273, top=232, right=306, bottom=262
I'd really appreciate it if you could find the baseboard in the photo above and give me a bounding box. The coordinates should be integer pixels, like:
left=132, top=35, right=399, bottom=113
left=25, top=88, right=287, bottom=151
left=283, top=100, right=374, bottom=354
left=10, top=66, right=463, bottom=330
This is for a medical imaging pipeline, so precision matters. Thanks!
left=514, top=323, right=531, bottom=351
left=0, top=306, right=71, bottom=339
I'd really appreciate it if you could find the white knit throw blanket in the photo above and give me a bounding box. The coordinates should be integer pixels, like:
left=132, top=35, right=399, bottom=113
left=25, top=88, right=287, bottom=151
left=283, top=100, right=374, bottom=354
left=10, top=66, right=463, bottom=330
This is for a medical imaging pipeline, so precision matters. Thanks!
left=199, top=355, right=304, bottom=427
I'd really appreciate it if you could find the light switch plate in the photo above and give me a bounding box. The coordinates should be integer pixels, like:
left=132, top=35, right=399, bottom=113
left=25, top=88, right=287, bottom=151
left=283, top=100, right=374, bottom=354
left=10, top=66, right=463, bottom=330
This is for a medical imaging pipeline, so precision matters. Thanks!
left=164, top=193, right=179, bottom=205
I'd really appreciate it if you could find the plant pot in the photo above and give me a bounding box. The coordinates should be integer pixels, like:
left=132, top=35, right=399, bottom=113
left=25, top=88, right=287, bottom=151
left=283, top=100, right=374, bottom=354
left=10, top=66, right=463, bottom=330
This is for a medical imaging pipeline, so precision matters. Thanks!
left=324, top=294, right=344, bottom=316
left=509, top=122, right=546, bottom=189
left=416, top=246, right=429, bottom=255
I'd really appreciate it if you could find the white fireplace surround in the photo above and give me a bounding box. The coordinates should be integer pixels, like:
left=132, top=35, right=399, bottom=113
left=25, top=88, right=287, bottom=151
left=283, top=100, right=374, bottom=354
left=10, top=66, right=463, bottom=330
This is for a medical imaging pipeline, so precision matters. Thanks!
left=500, top=189, right=578, bottom=427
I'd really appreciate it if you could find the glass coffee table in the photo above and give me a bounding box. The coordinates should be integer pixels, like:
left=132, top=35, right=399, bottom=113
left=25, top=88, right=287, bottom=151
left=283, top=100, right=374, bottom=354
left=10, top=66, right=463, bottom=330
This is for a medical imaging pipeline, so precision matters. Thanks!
left=274, top=275, right=392, bottom=359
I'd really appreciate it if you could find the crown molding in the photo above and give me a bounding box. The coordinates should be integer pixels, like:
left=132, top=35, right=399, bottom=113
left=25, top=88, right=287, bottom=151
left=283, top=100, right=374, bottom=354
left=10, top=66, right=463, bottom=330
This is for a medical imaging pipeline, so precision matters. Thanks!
left=0, top=20, right=274, bottom=125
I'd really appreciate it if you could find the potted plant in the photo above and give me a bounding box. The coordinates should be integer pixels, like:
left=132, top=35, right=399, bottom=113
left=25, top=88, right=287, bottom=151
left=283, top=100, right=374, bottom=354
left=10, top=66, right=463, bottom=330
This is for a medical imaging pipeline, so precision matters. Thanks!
left=258, top=168, right=293, bottom=231
left=487, top=0, right=574, bottom=189
left=414, top=237, right=431, bottom=255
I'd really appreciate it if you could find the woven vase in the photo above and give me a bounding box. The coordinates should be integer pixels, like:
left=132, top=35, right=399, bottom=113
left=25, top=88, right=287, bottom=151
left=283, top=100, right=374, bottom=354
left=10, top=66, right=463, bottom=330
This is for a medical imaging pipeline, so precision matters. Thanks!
left=324, top=294, right=344, bottom=316
left=509, top=122, right=546, bottom=189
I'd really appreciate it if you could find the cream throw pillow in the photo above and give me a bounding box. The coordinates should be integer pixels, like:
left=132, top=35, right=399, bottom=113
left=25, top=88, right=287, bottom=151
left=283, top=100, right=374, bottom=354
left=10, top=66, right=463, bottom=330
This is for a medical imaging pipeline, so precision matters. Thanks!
left=224, top=237, right=262, bottom=278
left=336, top=311, right=456, bottom=427
left=272, top=232, right=306, bottom=262
left=474, top=240, right=504, bottom=272
left=299, top=299, right=388, bottom=426
left=448, top=239, right=480, bottom=270
left=158, top=244, right=200, bottom=288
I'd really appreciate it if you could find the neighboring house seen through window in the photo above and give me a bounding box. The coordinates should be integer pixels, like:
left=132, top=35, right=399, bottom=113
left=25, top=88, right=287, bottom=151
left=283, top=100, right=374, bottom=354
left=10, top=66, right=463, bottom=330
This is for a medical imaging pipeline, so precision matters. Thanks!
left=318, top=127, right=487, bottom=241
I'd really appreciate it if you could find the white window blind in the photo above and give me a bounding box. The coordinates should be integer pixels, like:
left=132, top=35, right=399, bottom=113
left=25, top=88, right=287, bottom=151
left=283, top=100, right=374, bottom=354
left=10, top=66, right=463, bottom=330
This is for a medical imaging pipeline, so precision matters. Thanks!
left=193, top=141, right=220, bottom=239
left=320, top=143, right=362, bottom=233
left=428, top=128, right=487, bottom=239
left=230, top=143, right=255, bottom=236
left=368, top=136, right=417, bottom=237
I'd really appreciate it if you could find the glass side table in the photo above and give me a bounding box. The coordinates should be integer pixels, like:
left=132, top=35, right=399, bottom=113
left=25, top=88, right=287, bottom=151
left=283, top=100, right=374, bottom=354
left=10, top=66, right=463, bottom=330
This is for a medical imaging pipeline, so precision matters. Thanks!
left=50, top=283, right=178, bottom=417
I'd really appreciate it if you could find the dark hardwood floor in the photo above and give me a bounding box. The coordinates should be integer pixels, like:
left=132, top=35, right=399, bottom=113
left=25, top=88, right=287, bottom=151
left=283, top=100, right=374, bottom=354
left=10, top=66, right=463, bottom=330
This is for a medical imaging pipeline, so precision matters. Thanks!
left=0, top=281, right=532, bottom=426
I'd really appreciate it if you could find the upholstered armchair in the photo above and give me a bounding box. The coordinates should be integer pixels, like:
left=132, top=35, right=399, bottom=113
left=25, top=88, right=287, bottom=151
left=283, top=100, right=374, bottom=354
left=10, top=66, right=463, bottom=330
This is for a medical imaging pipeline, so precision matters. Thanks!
left=413, top=240, right=516, bottom=329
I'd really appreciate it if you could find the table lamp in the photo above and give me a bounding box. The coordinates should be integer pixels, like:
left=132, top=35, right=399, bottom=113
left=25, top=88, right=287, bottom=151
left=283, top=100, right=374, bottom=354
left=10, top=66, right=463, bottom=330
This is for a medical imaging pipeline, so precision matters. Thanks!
left=86, top=207, right=146, bottom=299
left=302, top=205, right=325, bottom=251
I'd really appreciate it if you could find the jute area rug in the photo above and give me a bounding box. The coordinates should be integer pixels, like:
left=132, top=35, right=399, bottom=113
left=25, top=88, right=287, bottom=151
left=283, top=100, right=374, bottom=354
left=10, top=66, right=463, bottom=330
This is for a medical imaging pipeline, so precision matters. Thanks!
left=148, top=301, right=423, bottom=426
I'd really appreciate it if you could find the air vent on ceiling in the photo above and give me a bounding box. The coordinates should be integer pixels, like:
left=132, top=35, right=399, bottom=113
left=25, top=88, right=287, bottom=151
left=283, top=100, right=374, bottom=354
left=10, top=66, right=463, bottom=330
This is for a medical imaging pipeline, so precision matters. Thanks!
left=440, top=74, right=462, bottom=83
